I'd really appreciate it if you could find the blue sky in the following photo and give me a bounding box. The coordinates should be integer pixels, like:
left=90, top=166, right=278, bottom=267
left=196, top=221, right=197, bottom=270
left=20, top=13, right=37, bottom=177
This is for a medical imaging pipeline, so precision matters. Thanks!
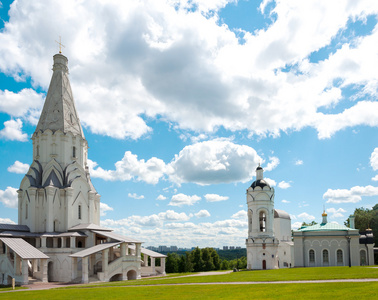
left=0, top=0, right=377, bottom=248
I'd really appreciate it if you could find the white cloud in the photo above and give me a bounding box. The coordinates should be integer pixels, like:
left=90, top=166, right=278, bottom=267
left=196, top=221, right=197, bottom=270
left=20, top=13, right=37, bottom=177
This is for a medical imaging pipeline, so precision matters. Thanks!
left=0, top=89, right=44, bottom=124
left=158, top=210, right=192, bottom=221
left=156, top=194, right=167, bottom=200
left=326, top=207, right=347, bottom=219
left=204, top=193, right=229, bottom=202
left=195, top=210, right=211, bottom=218
left=264, top=177, right=276, bottom=187
left=278, top=181, right=291, bottom=189
left=323, top=185, right=378, bottom=203
left=281, top=199, right=290, bottom=203
left=169, top=139, right=261, bottom=185
left=372, top=175, right=378, bottom=182
left=295, top=160, right=303, bottom=165
left=0, top=218, right=16, bottom=224
left=7, top=161, right=29, bottom=174
left=0, top=119, right=28, bottom=141
left=169, top=193, right=201, bottom=207
left=265, top=156, right=280, bottom=171
left=0, top=1, right=377, bottom=140
left=291, top=221, right=303, bottom=230
left=88, top=152, right=167, bottom=184
left=370, top=148, right=378, bottom=171
left=128, top=193, right=145, bottom=200
left=0, top=187, right=18, bottom=208
left=100, top=202, right=114, bottom=216
left=297, top=212, right=315, bottom=221
left=231, top=210, right=247, bottom=220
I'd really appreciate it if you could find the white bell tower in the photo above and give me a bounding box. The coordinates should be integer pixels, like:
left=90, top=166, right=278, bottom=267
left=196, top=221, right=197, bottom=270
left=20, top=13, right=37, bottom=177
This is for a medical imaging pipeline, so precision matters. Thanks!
left=246, top=165, right=279, bottom=270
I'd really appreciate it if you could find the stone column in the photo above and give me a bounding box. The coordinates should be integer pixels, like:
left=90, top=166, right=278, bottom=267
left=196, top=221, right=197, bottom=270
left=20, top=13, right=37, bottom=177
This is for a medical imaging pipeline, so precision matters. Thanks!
left=40, top=237, right=46, bottom=248
left=53, top=238, right=58, bottom=248
left=65, top=187, right=74, bottom=229
left=71, top=257, right=78, bottom=281
left=33, top=259, right=38, bottom=274
left=14, top=254, right=21, bottom=276
left=22, top=259, right=29, bottom=284
left=151, top=257, right=156, bottom=273
left=42, top=259, right=48, bottom=282
left=102, top=249, right=109, bottom=274
left=28, top=187, right=37, bottom=232
left=161, top=257, right=166, bottom=275
left=109, top=246, right=114, bottom=261
left=136, top=243, right=141, bottom=259
left=45, top=186, right=56, bottom=232
left=88, top=191, right=95, bottom=224
left=144, top=254, right=149, bottom=267
left=120, top=243, right=126, bottom=257
left=70, top=236, right=76, bottom=249
left=82, top=256, right=89, bottom=284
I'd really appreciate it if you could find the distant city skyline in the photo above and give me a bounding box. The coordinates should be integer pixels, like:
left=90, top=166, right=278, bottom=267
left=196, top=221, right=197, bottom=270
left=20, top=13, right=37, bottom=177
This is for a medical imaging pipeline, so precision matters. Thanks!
left=0, top=1, right=378, bottom=248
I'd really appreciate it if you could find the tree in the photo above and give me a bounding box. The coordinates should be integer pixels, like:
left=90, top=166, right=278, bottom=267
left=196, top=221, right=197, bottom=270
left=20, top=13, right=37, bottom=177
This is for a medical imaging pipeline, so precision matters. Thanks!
left=220, top=259, right=229, bottom=270
left=192, top=247, right=204, bottom=272
left=210, top=248, right=221, bottom=270
left=301, top=221, right=318, bottom=227
left=202, top=248, right=215, bottom=271
left=184, top=252, right=194, bottom=272
left=347, top=205, right=378, bottom=247
left=165, top=252, right=179, bottom=273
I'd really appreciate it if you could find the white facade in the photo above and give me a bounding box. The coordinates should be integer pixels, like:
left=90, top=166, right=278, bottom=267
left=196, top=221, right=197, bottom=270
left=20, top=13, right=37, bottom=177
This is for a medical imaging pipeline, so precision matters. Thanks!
left=0, top=53, right=166, bottom=285
left=246, top=166, right=293, bottom=270
left=293, top=213, right=375, bottom=267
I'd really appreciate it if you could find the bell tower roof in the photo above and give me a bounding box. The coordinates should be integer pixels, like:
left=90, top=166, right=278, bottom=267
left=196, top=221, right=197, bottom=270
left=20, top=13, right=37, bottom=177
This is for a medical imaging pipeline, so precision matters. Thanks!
left=35, top=53, right=84, bottom=138
left=250, top=165, right=271, bottom=189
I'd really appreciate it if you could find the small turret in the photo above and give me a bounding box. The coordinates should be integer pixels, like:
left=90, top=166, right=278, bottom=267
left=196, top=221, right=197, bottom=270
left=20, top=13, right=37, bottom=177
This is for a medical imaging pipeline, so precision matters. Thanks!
left=321, top=210, right=328, bottom=225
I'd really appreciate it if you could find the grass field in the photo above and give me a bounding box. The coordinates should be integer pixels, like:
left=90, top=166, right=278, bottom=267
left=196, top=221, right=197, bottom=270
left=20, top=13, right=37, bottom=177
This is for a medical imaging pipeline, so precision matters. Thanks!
left=0, top=266, right=377, bottom=299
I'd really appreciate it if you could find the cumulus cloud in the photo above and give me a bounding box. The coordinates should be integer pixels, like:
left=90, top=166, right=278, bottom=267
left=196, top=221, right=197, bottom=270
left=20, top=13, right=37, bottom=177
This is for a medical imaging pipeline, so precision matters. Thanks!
left=100, top=202, right=114, bottom=216
left=128, top=193, right=145, bottom=200
left=0, top=89, right=44, bottom=124
left=170, top=139, right=261, bottom=185
left=156, top=194, right=167, bottom=200
left=169, top=193, right=201, bottom=207
left=265, top=157, right=280, bottom=171
left=372, top=175, right=378, bottom=182
left=88, top=152, right=167, bottom=184
left=326, top=207, right=347, bottom=219
left=0, top=119, right=28, bottom=141
left=370, top=148, right=378, bottom=171
left=278, top=181, right=291, bottom=189
left=291, top=221, right=303, bottom=230
left=323, top=185, right=378, bottom=203
left=194, top=210, right=211, bottom=218
left=295, top=160, right=303, bottom=165
left=0, top=187, right=18, bottom=208
left=231, top=210, right=247, bottom=220
left=281, top=199, right=290, bottom=203
left=0, top=218, right=16, bottom=224
left=7, top=161, right=29, bottom=174
left=0, top=1, right=377, bottom=141
left=204, top=193, right=229, bottom=202
left=297, top=212, right=315, bottom=221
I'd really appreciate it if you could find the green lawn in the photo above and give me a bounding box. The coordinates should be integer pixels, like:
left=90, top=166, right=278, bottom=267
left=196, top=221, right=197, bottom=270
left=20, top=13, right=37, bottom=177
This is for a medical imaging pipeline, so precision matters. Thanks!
left=1, top=282, right=377, bottom=299
left=84, top=266, right=378, bottom=287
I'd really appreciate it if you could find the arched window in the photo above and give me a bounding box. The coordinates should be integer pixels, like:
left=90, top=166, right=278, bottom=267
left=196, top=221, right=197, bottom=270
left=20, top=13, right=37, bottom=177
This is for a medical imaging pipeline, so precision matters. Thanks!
left=73, top=146, right=76, bottom=158
left=322, top=249, right=329, bottom=265
left=78, top=205, right=82, bottom=220
left=309, top=249, right=315, bottom=263
left=259, top=211, right=266, bottom=232
left=337, top=249, right=343, bottom=265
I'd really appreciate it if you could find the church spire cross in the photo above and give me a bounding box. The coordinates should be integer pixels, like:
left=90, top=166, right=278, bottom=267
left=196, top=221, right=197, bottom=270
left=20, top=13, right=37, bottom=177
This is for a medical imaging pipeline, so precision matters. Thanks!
left=55, top=36, right=65, bottom=54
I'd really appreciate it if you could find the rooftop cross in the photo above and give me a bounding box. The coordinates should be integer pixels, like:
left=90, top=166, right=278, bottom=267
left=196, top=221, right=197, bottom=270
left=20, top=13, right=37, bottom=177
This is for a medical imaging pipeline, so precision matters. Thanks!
left=55, top=36, right=65, bottom=54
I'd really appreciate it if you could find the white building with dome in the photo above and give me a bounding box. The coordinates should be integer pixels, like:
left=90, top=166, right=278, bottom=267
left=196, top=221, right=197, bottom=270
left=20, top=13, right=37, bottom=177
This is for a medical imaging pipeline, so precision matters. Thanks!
left=246, top=166, right=294, bottom=270
left=0, top=52, right=166, bottom=285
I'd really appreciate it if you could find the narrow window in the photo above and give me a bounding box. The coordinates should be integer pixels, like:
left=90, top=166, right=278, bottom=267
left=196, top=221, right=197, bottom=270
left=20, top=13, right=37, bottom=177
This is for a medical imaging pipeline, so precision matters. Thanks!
left=36, top=145, right=40, bottom=157
left=323, top=249, right=329, bottom=263
left=25, top=203, right=28, bottom=219
left=73, top=146, right=76, bottom=158
left=78, top=205, right=82, bottom=220
left=337, top=250, right=343, bottom=264
left=259, top=211, right=266, bottom=232
left=309, top=249, right=315, bottom=263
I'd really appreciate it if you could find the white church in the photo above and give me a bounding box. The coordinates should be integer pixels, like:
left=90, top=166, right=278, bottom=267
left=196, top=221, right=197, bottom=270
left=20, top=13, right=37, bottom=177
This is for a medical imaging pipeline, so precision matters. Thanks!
left=246, top=166, right=375, bottom=269
left=0, top=52, right=166, bottom=285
